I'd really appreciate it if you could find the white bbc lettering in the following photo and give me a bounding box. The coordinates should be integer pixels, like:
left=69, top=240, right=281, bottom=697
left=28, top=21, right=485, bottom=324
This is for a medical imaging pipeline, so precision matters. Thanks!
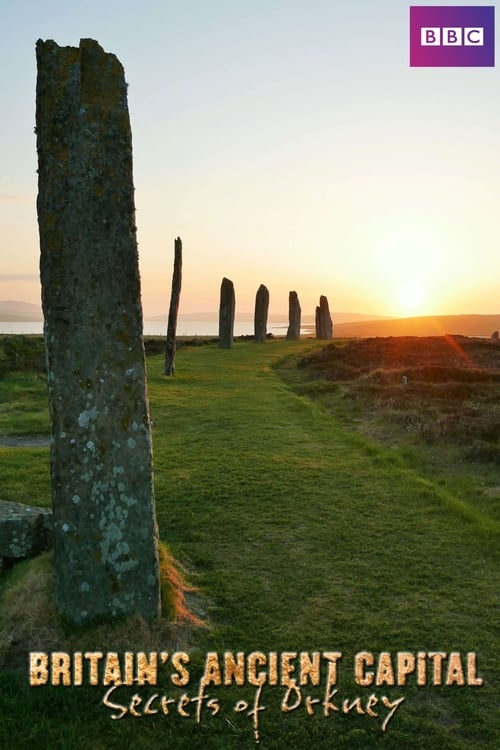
left=421, top=27, right=440, bottom=46
left=442, top=28, right=462, bottom=46
left=464, top=27, right=483, bottom=46
left=420, top=26, right=484, bottom=47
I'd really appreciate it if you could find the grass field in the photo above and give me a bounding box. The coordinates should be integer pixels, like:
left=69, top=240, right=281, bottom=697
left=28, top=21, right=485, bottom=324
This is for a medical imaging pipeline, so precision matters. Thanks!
left=0, top=337, right=498, bottom=749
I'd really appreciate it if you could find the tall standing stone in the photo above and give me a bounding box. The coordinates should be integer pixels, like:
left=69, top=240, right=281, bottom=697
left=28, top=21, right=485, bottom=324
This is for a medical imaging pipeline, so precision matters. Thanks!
left=219, top=277, right=235, bottom=348
left=315, top=295, right=333, bottom=339
left=165, top=237, right=182, bottom=376
left=254, top=284, right=269, bottom=342
left=36, top=39, right=161, bottom=624
left=286, top=291, right=301, bottom=340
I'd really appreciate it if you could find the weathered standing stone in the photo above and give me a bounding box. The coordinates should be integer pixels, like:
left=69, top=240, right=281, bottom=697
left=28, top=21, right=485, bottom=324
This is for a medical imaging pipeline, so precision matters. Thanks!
left=315, top=295, right=333, bottom=339
left=254, top=284, right=269, bottom=343
left=286, top=291, right=301, bottom=340
left=219, top=277, right=235, bottom=348
left=36, top=39, right=161, bottom=624
left=165, top=237, right=183, bottom=376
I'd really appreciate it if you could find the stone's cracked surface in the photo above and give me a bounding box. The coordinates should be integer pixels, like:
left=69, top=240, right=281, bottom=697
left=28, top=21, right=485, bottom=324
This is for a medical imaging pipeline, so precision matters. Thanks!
left=36, top=38, right=161, bottom=625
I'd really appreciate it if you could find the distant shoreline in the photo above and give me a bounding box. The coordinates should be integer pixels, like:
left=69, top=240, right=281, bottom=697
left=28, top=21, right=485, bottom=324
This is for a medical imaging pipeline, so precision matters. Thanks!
left=1, top=313, right=499, bottom=339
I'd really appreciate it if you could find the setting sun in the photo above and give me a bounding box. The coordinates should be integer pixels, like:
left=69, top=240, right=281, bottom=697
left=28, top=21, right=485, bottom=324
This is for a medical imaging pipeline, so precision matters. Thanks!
left=396, top=280, right=426, bottom=312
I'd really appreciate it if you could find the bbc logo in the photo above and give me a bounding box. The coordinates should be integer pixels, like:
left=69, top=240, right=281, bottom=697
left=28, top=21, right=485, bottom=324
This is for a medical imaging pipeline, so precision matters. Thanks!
left=410, top=6, right=494, bottom=67
left=421, top=27, right=484, bottom=47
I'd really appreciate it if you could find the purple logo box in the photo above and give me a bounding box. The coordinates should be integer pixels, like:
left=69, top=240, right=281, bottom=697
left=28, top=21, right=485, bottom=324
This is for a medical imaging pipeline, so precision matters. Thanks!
left=410, top=6, right=495, bottom=66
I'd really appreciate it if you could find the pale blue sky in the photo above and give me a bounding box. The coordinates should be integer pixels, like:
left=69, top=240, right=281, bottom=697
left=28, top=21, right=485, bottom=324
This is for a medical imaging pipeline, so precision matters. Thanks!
left=1, top=0, right=498, bottom=317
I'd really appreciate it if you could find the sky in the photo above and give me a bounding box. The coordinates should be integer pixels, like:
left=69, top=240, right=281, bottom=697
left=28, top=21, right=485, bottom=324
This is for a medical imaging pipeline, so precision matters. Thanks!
left=0, top=0, right=499, bottom=319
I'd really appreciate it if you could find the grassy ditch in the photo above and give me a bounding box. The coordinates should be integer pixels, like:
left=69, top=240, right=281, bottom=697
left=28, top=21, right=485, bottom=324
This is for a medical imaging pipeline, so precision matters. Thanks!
left=277, top=336, right=500, bottom=521
left=0, top=337, right=498, bottom=749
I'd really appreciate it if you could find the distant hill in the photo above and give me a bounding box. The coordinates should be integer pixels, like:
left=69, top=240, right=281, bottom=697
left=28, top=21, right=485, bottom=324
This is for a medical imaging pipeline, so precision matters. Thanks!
left=331, top=314, right=500, bottom=339
left=2, top=302, right=388, bottom=325
left=148, top=311, right=392, bottom=325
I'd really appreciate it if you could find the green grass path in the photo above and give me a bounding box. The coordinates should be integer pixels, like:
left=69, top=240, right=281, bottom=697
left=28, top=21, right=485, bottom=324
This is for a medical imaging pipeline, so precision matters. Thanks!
left=149, top=341, right=499, bottom=748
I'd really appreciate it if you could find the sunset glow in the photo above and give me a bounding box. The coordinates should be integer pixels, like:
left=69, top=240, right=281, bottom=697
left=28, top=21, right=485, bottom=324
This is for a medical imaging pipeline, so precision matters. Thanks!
left=396, top=280, right=426, bottom=313
left=0, top=1, right=499, bottom=322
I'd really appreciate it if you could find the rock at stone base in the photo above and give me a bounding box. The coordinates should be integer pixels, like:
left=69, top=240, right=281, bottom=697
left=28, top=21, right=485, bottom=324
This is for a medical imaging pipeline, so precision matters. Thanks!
left=0, top=500, right=53, bottom=562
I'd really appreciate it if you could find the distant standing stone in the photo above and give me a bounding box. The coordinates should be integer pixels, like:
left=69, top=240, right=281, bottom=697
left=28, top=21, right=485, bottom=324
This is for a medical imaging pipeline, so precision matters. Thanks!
left=254, top=284, right=269, bottom=342
left=36, top=38, right=161, bottom=625
left=165, top=237, right=183, bottom=376
left=286, top=291, right=301, bottom=340
left=219, top=277, right=235, bottom=348
left=315, top=295, right=333, bottom=339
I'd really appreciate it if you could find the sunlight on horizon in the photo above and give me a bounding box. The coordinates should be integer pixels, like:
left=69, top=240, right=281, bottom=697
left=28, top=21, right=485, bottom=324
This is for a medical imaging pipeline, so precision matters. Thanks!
left=396, top=279, right=426, bottom=314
